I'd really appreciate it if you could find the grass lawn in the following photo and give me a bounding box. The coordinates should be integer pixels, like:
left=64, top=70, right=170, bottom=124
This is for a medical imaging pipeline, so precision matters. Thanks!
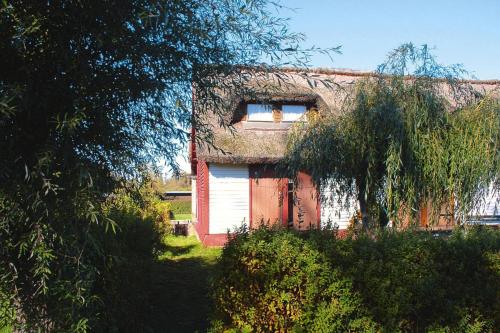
left=160, top=235, right=221, bottom=261
left=151, top=235, right=221, bottom=332
left=171, top=213, right=192, bottom=221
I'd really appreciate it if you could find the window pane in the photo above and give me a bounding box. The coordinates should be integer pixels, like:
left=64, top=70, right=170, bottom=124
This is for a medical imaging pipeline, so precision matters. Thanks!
left=247, top=104, right=273, bottom=121
left=282, top=105, right=306, bottom=122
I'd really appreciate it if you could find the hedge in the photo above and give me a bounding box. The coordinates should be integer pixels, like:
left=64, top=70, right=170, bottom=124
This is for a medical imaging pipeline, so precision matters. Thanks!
left=93, top=187, right=172, bottom=331
left=168, top=200, right=191, bottom=215
left=211, top=226, right=500, bottom=332
left=211, top=227, right=378, bottom=332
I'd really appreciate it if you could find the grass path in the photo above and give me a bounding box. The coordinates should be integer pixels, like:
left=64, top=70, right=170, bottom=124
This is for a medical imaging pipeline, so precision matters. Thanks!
left=152, top=235, right=221, bottom=332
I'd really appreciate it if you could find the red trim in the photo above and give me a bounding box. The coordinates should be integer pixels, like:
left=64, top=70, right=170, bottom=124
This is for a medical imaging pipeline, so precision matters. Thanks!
left=201, top=233, right=229, bottom=247
left=195, top=160, right=209, bottom=238
left=193, top=162, right=232, bottom=247
left=249, top=171, right=253, bottom=229
left=337, top=229, right=349, bottom=239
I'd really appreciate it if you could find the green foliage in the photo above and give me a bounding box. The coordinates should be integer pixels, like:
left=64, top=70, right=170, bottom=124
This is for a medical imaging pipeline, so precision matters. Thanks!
left=325, top=228, right=500, bottom=332
left=0, top=326, right=11, bottom=333
left=75, top=179, right=167, bottom=331
left=162, top=173, right=192, bottom=192
left=212, top=226, right=500, bottom=332
left=169, top=200, right=192, bottom=216
left=0, top=293, right=13, bottom=333
left=149, top=172, right=191, bottom=193
left=153, top=201, right=173, bottom=235
left=95, top=204, right=162, bottom=332
left=103, top=180, right=173, bottom=239
left=284, top=43, right=500, bottom=228
left=0, top=0, right=325, bottom=330
left=211, top=226, right=378, bottom=332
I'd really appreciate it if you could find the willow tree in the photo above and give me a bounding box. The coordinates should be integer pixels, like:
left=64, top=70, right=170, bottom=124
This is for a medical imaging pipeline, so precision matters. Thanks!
left=284, top=44, right=500, bottom=229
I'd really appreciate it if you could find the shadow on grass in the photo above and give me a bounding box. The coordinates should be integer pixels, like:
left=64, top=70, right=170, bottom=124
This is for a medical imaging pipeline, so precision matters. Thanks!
left=163, top=243, right=197, bottom=257
left=147, top=257, right=217, bottom=332
left=101, top=235, right=220, bottom=333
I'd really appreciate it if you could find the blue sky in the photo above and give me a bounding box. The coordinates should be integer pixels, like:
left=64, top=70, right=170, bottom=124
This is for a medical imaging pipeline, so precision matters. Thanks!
left=282, top=0, right=500, bottom=79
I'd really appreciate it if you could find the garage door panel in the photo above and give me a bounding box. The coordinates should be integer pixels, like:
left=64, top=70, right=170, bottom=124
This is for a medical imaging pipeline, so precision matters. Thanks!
left=209, top=164, right=249, bottom=234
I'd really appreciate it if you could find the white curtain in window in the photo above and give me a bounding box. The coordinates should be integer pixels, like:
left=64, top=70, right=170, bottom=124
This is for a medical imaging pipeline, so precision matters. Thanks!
left=282, top=105, right=306, bottom=122
left=247, top=104, right=273, bottom=121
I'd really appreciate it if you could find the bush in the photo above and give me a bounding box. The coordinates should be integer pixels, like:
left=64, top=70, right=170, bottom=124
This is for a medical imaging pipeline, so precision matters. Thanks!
left=148, top=201, right=172, bottom=238
left=103, top=186, right=173, bottom=239
left=326, top=228, right=500, bottom=332
left=211, top=227, right=378, bottom=332
left=212, top=226, right=500, bottom=332
left=93, top=185, right=169, bottom=332
left=168, top=200, right=191, bottom=216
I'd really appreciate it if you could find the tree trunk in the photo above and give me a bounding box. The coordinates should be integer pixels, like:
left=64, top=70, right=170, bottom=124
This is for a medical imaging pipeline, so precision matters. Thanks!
left=357, top=189, right=370, bottom=230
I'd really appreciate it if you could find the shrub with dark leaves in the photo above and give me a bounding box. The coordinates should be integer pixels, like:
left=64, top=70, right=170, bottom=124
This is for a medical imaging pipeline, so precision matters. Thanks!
left=212, top=226, right=500, bottom=332
left=211, top=226, right=377, bottom=332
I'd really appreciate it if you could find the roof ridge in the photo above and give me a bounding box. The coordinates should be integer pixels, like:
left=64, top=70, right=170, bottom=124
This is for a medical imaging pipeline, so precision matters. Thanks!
left=277, top=66, right=500, bottom=85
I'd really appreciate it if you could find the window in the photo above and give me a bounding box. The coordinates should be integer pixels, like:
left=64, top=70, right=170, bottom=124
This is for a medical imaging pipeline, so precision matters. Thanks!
left=246, top=103, right=308, bottom=122
left=247, top=104, right=273, bottom=121
left=282, top=105, right=307, bottom=122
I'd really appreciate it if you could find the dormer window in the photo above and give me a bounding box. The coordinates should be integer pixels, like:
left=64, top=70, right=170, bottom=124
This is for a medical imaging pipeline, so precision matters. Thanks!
left=247, top=104, right=273, bottom=121
left=245, top=103, right=308, bottom=122
left=282, top=105, right=307, bottom=122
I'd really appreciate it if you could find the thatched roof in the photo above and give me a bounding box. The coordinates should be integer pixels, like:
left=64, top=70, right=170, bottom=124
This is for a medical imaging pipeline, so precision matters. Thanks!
left=194, top=67, right=500, bottom=165
left=196, top=127, right=288, bottom=164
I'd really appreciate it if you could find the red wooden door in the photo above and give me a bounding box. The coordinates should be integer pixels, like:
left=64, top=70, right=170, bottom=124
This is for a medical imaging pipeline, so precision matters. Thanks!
left=289, top=172, right=320, bottom=230
left=250, top=165, right=286, bottom=227
left=250, top=166, right=319, bottom=230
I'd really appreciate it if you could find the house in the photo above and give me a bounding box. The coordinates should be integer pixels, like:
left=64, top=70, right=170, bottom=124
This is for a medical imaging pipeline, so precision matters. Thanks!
left=190, top=68, right=500, bottom=246
left=161, top=191, right=191, bottom=201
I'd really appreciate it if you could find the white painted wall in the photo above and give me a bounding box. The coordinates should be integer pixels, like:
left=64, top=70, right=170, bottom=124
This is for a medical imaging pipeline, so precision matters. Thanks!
left=478, top=190, right=500, bottom=216
left=320, top=186, right=357, bottom=229
left=209, top=164, right=249, bottom=234
left=468, top=184, right=500, bottom=224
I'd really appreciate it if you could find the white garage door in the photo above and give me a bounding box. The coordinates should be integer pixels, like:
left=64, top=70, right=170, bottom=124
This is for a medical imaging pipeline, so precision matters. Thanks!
left=209, top=164, right=249, bottom=234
